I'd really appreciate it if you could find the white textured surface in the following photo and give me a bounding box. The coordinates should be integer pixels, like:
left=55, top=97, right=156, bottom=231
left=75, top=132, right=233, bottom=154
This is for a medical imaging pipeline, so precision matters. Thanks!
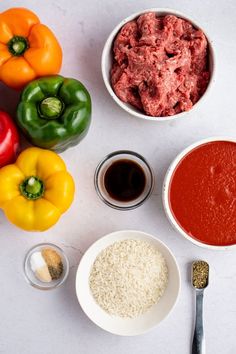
left=0, top=0, right=235, bottom=353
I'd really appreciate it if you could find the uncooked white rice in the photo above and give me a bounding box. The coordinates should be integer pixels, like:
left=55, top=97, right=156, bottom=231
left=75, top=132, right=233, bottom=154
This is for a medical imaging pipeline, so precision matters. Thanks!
left=89, top=239, right=168, bottom=318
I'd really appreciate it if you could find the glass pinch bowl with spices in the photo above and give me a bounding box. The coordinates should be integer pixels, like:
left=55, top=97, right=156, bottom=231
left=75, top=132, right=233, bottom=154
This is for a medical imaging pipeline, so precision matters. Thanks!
left=24, top=243, right=69, bottom=290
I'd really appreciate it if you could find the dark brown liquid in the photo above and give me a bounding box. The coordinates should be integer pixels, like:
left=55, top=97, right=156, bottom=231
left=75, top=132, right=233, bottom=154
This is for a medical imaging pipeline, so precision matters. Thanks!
left=104, top=159, right=146, bottom=202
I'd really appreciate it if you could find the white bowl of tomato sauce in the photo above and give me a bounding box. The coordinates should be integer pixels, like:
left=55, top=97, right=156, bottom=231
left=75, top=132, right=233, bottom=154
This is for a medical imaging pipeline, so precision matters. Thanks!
left=163, top=137, right=236, bottom=250
left=101, top=8, right=215, bottom=121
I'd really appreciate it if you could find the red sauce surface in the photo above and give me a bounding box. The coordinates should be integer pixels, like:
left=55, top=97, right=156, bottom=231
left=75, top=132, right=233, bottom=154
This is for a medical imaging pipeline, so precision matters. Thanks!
left=169, top=141, right=236, bottom=246
left=111, top=13, right=210, bottom=117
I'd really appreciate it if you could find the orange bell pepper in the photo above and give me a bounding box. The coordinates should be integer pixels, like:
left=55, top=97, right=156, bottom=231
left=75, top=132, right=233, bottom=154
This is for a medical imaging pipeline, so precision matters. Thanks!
left=0, top=8, right=62, bottom=89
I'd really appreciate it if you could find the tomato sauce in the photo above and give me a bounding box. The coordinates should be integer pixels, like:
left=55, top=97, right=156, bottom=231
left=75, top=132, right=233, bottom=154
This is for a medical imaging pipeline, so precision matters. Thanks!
left=169, top=141, right=236, bottom=246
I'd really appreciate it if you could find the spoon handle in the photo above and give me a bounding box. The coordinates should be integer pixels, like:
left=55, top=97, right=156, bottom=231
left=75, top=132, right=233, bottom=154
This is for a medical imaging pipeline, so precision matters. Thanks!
left=192, top=290, right=205, bottom=354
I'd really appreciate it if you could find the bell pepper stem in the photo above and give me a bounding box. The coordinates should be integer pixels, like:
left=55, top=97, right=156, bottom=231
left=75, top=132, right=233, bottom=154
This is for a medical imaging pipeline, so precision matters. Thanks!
left=20, top=176, right=44, bottom=200
left=26, top=177, right=41, bottom=194
left=39, top=97, right=64, bottom=119
left=8, top=36, right=29, bottom=56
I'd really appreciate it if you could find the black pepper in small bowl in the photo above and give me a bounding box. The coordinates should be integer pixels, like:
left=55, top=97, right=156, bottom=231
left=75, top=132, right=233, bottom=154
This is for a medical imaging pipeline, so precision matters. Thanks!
left=42, top=248, right=64, bottom=280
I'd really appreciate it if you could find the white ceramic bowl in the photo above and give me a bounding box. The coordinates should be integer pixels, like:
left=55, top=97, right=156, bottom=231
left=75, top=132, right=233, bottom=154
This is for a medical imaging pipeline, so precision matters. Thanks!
left=75, top=230, right=180, bottom=336
left=163, top=137, right=236, bottom=250
left=101, top=8, right=215, bottom=121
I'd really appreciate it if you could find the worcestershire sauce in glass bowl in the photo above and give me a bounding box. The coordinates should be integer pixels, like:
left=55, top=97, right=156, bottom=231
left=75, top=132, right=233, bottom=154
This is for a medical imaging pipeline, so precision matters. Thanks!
left=94, top=151, right=154, bottom=210
left=104, top=159, right=146, bottom=202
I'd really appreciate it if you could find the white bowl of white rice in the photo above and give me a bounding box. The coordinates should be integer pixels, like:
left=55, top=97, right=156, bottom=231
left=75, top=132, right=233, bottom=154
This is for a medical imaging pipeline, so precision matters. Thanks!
left=75, top=230, right=180, bottom=336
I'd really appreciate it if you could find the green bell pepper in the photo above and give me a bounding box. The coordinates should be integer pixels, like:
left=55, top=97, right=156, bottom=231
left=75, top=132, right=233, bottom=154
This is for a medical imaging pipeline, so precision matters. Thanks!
left=16, top=75, right=91, bottom=152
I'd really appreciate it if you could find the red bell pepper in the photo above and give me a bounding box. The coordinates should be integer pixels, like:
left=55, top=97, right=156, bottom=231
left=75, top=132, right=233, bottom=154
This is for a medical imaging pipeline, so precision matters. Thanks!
left=0, top=111, right=19, bottom=167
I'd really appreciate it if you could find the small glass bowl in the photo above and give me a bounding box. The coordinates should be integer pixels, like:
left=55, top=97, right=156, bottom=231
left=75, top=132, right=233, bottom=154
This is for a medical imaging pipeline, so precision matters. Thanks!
left=24, top=243, right=69, bottom=290
left=94, top=150, right=154, bottom=210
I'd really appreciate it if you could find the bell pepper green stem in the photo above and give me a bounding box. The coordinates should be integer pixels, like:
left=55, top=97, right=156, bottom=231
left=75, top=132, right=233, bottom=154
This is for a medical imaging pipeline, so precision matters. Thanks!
left=39, top=97, right=64, bottom=119
left=8, top=36, right=29, bottom=56
left=20, top=176, right=44, bottom=200
left=16, top=75, right=92, bottom=152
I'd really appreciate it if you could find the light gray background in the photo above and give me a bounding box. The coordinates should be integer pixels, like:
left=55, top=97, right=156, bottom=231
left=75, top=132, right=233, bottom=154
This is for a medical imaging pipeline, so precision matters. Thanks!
left=0, top=1, right=235, bottom=353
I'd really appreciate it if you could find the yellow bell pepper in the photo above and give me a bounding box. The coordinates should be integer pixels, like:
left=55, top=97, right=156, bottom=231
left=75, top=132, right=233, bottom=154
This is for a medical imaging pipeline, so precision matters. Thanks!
left=0, top=147, right=75, bottom=231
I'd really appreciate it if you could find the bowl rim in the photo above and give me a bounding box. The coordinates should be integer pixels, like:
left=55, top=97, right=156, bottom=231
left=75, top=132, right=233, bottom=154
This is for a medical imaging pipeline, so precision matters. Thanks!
left=162, top=136, right=236, bottom=250
left=101, top=7, right=216, bottom=122
left=75, top=229, right=181, bottom=336
left=94, top=150, right=154, bottom=210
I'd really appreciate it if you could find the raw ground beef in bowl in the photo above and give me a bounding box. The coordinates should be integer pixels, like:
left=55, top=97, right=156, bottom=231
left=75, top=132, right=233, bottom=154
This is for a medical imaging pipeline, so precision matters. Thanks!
left=103, top=10, right=214, bottom=119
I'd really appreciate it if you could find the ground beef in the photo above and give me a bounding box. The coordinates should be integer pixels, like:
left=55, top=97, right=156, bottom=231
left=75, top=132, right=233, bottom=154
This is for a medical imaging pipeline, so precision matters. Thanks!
left=111, top=13, right=210, bottom=117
